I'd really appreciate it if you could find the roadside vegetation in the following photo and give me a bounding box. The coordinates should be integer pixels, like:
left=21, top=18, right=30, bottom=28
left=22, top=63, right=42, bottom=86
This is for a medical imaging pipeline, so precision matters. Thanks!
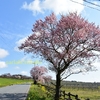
left=26, top=84, right=52, bottom=100
left=0, top=77, right=32, bottom=87
left=27, top=83, right=100, bottom=100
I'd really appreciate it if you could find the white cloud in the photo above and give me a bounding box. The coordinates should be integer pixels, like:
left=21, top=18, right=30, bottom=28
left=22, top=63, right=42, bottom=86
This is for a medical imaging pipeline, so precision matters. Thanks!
left=14, top=37, right=28, bottom=52
left=22, top=0, right=84, bottom=15
left=0, top=61, right=7, bottom=68
left=21, top=71, right=28, bottom=75
left=0, top=48, right=9, bottom=59
left=22, top=0, right=43, bottom=15
left=16, top=37, right=27, bottom=46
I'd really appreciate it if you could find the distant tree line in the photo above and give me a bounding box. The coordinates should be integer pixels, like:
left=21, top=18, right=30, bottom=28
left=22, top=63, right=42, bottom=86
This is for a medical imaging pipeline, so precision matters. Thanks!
left=62, top=81, right=100, bottom=89
left=51, top=80, right=100, bottom=90
left=0, top=73, right=32, bottom=79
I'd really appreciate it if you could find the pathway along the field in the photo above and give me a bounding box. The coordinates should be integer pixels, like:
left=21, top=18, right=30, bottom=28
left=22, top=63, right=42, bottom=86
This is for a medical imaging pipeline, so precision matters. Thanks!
left=0, top=83, right=31, bottom=100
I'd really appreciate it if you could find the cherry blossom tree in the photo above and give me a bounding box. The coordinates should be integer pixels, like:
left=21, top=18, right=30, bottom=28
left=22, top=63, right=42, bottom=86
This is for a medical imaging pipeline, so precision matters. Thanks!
left=30, top=66, right=51, bottom=84
left=19, top=12, right=100, bottom=100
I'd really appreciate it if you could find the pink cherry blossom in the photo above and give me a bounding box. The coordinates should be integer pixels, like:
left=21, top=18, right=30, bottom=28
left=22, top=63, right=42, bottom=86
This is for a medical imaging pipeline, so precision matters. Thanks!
left=30, top=66, right=51, bottom=84
left=19, top=12, right=100, bottom=100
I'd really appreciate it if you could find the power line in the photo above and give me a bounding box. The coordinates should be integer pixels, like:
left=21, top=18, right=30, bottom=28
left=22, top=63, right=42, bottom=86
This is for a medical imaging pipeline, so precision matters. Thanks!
left=70, top=0, right=100, bottom=12
left=93, top=0, right=100, bottom=1
left=83, top=0, right=100, bottom=8
left=0, top=35, right=11, bottom=49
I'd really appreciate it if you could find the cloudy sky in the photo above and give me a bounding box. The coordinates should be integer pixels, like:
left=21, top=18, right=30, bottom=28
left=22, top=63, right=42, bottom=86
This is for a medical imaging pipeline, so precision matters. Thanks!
left=0, top=0, right=100, bottom=82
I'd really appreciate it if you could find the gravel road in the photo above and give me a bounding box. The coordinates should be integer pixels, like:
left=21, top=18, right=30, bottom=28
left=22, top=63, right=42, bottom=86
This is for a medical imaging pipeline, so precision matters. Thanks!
left=0, top=83, right=31, bottom=100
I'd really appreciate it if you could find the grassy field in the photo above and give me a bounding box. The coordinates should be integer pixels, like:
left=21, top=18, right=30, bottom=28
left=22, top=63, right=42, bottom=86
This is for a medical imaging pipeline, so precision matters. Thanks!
left=27, top=84, right=100, bottom=100
left=62, top=87, right=100, bottom=100
left=0, top=77, right=32, bottom=87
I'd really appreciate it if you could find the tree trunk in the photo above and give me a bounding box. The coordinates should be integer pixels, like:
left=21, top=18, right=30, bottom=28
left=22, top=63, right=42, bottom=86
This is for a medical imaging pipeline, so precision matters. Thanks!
left=55, top=72, right=61, bottom=100
left=33, top=77, right=37, bottom=84
left=34, top=80, right=37, bottom=84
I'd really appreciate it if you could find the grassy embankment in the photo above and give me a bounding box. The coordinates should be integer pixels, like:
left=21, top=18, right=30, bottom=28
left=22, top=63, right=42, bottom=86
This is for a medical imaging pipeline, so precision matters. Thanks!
left=0, top=77, right=32, bottom=87
left=27, top=84, right=100, bottom=100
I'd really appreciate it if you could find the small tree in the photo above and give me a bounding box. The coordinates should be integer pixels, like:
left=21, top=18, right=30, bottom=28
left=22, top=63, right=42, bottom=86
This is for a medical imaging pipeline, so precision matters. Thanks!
left=19, top=12, right=100, bottom=100
left=30, top=66, right=51, bottom=84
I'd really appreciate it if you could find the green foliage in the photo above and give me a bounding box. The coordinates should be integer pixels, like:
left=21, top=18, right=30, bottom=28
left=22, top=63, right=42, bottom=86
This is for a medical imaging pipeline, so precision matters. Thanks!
left=27, top=84, right=52, bottom=100
left=0, top=78, right=32, bottom=87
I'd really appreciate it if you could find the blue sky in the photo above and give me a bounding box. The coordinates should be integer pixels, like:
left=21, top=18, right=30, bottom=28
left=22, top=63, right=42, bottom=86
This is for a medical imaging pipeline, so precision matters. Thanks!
left=0, top=0, right=100, bottom=82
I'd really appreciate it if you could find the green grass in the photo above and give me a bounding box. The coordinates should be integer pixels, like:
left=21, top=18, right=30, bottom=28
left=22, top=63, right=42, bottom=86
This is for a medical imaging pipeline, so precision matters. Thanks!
left=0, top=77, right=32, bottom=87
left=61, top=87, right=100, bottom=100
